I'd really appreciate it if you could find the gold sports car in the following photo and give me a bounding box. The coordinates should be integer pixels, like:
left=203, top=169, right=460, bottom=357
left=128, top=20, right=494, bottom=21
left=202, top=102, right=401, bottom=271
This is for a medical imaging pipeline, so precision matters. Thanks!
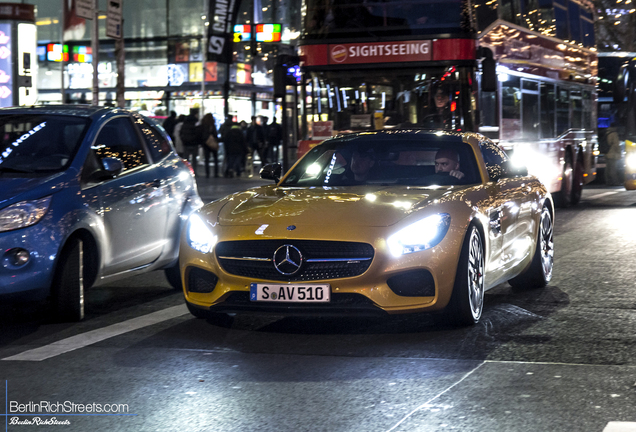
left=179, top=130, right=554, bottom=326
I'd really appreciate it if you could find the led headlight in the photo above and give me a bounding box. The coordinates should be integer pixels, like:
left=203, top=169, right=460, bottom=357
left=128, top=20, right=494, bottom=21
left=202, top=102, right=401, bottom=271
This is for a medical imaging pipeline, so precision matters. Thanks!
left=0, top=196, right=52, bottom=233
left=187, top=214, right=218, bottom=253
left=625, top=153, right=636, bottom=171
left=387, top=213, right=451, bottom=257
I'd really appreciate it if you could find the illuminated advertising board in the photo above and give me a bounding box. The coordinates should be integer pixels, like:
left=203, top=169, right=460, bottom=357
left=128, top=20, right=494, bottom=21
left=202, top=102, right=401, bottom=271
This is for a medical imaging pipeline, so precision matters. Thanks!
left=0, top=23, right=12, bottom=107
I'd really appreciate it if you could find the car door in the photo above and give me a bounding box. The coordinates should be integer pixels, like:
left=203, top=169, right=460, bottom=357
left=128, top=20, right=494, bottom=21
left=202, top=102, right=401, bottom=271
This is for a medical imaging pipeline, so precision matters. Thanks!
left=479, top=140, right=530, bottom=280
left=132, top=114, right=186, bottom=258
left=85, top=116, right=169, bottom=275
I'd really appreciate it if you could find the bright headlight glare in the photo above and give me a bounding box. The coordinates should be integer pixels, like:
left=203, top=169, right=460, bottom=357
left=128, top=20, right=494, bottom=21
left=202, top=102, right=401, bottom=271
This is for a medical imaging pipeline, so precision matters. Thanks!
left=626, top=154, right=636, bottom=171
left=0, top=196, right=52, bottom=232
left=387, top=213, right=451, bottom=257
left=187, top=214, right=218, bottom=254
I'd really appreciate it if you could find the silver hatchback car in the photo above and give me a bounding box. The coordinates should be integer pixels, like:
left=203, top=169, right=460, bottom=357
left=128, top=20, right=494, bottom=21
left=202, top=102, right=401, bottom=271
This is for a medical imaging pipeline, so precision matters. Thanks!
left=0, top=106, right=203, bottom=321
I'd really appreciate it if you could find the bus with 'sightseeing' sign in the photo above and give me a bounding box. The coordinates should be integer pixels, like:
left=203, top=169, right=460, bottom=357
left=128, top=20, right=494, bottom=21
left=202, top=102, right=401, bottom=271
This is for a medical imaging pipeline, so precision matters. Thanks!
left=298, top=0, right=598, bottom=206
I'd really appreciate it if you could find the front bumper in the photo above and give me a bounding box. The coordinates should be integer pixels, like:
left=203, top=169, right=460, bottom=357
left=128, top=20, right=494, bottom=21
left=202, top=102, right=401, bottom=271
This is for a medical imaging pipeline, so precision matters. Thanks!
left=0, top=223, right=59, bottom=297
left=180, top=225, right=465, bottom=316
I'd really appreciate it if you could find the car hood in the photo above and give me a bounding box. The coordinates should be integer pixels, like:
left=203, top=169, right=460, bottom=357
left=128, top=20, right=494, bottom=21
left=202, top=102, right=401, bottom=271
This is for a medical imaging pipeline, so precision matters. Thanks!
left=0, top=171, right=74, bottom=209
left=216, top=185, right=463, bottom=227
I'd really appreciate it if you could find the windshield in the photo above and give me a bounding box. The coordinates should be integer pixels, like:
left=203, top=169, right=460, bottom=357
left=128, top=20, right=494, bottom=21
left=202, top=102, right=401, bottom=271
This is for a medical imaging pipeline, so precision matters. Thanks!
left=305, top=65, right=474, bottom=132
left=0, top=114, right=89, bottom=175
left=303, top=0, right=468, bottom=39
left=282, top=134, right=481, bottom=187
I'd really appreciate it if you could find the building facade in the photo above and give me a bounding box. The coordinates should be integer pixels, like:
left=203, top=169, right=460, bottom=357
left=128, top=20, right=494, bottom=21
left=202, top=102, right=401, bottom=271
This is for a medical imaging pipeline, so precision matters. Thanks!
left=27, top=0, right=300, bottom=122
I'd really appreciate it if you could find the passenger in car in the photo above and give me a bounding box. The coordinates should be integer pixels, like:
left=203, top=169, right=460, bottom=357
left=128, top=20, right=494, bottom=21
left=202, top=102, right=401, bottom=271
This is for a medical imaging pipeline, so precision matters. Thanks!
left=349, top=148, right=377, bottom=182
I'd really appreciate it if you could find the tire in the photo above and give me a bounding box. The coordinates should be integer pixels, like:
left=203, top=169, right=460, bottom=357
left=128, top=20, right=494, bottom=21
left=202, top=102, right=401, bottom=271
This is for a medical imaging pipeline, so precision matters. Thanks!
left=444, top=225, right=485, bottom=326
left=51, top=238, right=85, bottom=322
left=509, top=206, right=554, bottom=289
left=554, top=153, right=574, bottom=208
left=164, top=263, right=183, bottom=290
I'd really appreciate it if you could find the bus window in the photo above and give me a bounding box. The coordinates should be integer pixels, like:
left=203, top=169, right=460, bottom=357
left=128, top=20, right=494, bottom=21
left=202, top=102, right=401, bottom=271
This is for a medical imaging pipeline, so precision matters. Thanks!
left=501, top=76, right=521, bottom=140
left=583, top=90, right=593, bottom=130
left=540, top=82, right=555, bottom=139
left=305, top=66, right=472, bottom=132
left=571, top=89, right=583, bottom=129
left=522, top=80, right=540, bottom=140
left=556, top=86, right=570, bottom=135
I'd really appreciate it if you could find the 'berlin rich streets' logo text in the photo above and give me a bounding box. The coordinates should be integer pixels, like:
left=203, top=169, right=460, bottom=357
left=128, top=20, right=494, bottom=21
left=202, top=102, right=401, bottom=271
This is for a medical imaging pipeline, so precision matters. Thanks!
left=3, top=381, right=137, bottom=428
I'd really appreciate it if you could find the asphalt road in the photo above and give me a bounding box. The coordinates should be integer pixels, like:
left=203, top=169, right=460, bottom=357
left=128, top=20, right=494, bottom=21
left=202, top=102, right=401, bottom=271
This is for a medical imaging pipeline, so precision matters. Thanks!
left=1, top=182, right=636, bottom=432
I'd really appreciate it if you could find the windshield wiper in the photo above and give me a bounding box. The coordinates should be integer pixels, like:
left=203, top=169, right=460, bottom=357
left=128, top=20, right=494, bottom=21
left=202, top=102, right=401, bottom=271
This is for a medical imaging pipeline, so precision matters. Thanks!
left=0, top=166, right=35, bottom=173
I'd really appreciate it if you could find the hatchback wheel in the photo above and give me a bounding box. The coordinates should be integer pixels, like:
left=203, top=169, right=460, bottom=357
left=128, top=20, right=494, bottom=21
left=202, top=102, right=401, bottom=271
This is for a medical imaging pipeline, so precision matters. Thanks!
left=445, top=225, right=484, bottom=326
left=51, top=238, right=85, bottom=322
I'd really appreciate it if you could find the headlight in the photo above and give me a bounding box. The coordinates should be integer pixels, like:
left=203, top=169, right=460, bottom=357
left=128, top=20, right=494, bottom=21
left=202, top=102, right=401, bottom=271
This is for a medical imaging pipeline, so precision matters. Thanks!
left=625, top=154, right=636, bottom=171
left=0, top=196, right=52, bottom=233
left=187, top=214, right=217, bottom=253
left=387, top=213, right=451, bottom=257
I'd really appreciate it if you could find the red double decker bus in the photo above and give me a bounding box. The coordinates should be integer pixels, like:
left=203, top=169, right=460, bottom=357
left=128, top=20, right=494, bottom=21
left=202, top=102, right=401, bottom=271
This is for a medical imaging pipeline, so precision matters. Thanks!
left=298, top=0, right=598, bottom=206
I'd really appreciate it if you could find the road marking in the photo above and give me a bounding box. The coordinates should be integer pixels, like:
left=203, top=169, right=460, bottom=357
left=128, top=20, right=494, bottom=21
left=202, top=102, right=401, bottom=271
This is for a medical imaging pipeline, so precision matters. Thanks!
left=604, top=422, right=636, bottom=432
left=586, top=191, right=620, bottom=199
left=385, top=361, right=486, bottom=432
left=1, top=304, right=188, bottom=362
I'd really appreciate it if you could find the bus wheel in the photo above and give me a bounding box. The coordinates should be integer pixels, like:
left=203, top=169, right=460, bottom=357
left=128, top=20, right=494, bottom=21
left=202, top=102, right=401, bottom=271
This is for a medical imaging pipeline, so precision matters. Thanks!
left=570, top=155, right=584, bottom=205
left=554, top=154, right=574, bottom=208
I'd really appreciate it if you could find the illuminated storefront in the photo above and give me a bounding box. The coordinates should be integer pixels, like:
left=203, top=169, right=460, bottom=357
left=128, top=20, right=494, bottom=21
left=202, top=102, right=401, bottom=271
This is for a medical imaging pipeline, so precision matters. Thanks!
left=29, top=0, right=301, bottom=121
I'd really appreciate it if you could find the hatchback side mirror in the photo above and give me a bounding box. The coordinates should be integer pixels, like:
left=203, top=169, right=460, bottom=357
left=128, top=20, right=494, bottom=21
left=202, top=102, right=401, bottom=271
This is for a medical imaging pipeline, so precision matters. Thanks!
left=102, top=157, right=124, bottom=177
left=260, top=163, right=282, bottom=182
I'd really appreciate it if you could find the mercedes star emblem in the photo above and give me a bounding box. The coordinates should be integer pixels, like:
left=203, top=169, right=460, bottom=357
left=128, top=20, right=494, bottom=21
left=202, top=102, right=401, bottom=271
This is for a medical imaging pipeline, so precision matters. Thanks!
left=273, top=244, right=303, bottom=276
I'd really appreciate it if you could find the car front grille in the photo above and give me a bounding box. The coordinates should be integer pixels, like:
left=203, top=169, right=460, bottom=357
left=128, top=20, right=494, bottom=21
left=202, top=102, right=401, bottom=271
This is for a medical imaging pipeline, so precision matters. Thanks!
left=215, top=240, right=374, bottom=282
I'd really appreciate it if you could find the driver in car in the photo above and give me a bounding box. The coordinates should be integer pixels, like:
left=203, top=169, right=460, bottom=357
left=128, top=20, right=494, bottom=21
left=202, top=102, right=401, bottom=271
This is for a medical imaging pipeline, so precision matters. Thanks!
left=434, top=148, right=465, bottom=180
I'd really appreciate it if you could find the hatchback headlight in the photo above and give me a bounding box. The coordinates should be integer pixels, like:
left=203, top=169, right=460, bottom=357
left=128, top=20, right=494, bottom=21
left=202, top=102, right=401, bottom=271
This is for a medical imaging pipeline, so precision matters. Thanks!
left=387, top=213, right=451, bottom=257
left=0, top=196, right=52, bottom=232
left=187, top=214, right=217, bottom=253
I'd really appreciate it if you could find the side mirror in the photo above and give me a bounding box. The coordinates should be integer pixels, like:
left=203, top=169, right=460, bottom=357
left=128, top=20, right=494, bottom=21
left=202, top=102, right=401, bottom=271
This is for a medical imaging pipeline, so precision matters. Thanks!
left=499, top=160, right=528, bottom=179
left=102, top=157, right=124, bottom=177
left=89, top=157, right=123, bottom=183
left=260, top=163, right=282, bottom=182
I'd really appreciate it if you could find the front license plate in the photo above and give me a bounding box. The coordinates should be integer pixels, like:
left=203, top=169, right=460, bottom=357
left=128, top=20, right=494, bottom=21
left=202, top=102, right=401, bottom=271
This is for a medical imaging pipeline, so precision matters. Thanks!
left=250, top=283, right=331, bottom=302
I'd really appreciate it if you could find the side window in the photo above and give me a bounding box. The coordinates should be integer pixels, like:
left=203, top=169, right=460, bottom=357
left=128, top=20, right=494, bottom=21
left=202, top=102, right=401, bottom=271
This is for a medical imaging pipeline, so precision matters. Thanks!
left=93, top=117, right=148, bottom=171
left=133, top=115, right=173, bottom=161
left=480, top=140, right=508, bottom=180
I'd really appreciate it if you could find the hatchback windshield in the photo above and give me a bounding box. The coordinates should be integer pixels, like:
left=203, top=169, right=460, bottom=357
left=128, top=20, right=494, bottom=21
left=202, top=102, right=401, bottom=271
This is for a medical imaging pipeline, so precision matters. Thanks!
left=0, top=115, right=89, bottom=174
left=282, top=136, right=481, bottom=187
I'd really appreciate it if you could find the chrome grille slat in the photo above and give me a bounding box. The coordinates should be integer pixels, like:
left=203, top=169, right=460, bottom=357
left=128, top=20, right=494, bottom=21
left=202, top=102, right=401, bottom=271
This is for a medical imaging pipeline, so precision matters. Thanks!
left=216, top=240, right=374, bottom=281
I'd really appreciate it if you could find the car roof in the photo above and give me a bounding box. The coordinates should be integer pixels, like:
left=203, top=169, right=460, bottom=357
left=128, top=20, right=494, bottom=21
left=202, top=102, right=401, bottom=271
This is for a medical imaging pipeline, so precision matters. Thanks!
left=0, top=104, right=134, bottom=121
left=328, top=129, right=478, bottom=144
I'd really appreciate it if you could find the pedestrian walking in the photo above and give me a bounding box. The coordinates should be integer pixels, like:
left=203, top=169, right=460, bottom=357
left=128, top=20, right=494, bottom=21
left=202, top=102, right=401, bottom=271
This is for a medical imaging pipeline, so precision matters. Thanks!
left=172, top=114, right=187, bottom=157
left=201, top=113, right=219, bottom=178
left=162, top=110, right=177, bottom=142
left=180, top=108, right=203, bottom=174
left=266, top=116, right=283, bottom=163
left=247, top=115, right=267, bottom=168
left=222, top=121, right=248, bottom=178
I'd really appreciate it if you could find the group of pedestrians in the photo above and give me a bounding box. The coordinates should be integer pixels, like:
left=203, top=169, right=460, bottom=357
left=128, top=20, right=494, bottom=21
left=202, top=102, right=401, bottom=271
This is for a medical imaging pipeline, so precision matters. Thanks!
left=164, top=109, right=282, bottom=179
